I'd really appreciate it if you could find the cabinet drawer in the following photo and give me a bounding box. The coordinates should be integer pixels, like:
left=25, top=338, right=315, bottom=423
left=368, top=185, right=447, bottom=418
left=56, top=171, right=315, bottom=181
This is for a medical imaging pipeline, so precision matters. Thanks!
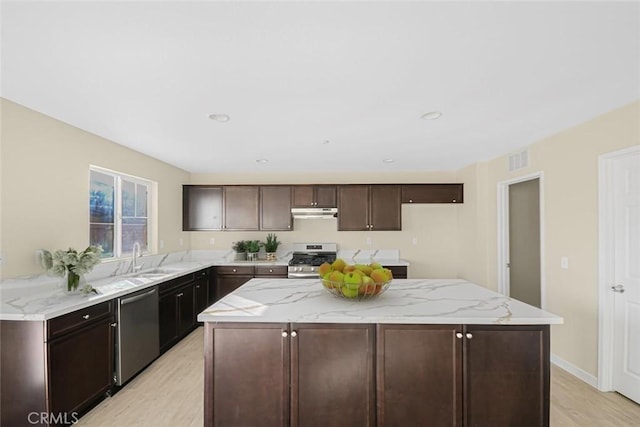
left=48, top=301, right=113, bottom=339
left=254, top=265, right=287, bottom=277
left=216, top=266, right=254, bottom=275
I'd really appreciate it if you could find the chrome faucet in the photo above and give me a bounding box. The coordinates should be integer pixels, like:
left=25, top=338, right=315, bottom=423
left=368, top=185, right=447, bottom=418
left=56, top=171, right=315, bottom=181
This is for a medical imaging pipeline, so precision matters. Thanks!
left=132, top=241, right=144, bottom=273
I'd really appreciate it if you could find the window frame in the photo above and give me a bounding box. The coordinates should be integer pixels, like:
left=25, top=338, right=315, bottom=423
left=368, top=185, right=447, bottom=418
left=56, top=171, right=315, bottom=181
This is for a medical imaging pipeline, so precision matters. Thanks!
left=89, top=165, right=156, bottom=260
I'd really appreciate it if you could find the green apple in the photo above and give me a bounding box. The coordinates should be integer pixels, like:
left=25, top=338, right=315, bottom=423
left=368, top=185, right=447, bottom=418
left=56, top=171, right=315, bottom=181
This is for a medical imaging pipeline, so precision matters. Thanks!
left=359, top=276, right=376, bottom=295
left=341, top=286, right=359, bottom=298
left=343, top=272, right=363, bottom=290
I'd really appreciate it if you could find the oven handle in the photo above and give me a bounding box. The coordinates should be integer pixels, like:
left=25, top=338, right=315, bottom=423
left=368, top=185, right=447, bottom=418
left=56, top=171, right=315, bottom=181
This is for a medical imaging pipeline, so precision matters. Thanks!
left=287, top=273, right=319, bottom=279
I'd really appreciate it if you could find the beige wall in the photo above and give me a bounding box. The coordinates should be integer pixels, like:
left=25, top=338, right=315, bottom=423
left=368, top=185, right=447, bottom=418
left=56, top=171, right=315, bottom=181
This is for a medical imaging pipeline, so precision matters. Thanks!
left=0, top=99, right=190, bottom=279
left=189, top=172, right=461, bottom=278
left=456, top=100, right=640, bottom=377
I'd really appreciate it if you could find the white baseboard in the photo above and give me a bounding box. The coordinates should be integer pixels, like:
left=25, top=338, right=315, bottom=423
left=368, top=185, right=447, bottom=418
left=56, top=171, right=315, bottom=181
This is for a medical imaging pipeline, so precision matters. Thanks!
left=551, top=353, right=598, bottom=388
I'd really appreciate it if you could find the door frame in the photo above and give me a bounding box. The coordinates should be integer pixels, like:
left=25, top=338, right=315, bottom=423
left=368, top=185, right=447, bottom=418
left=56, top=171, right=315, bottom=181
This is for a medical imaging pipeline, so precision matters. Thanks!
left=597, top=144, right=640, bottom=391
left=497, top=172, right=545, bottom=307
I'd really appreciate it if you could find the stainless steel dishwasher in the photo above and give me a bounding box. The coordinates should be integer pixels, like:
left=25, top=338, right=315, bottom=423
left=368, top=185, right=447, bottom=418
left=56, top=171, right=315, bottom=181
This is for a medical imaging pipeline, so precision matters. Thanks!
left=116, top=287, right=160, bottom=386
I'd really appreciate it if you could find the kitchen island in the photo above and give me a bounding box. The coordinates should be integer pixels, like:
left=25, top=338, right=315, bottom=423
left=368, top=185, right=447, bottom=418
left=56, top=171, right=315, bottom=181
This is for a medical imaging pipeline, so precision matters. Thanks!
left=198, top=278, right=563, bottom=427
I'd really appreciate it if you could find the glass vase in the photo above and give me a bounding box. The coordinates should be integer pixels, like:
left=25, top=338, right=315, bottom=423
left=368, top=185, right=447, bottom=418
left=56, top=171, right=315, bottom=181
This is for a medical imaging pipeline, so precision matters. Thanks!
left=61, top=271, right=85, bottom=294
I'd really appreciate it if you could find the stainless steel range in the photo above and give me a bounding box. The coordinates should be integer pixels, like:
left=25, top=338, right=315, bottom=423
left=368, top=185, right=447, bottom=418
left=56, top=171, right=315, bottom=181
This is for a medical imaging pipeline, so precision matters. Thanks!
left=287, top=243, right=337, bottom=278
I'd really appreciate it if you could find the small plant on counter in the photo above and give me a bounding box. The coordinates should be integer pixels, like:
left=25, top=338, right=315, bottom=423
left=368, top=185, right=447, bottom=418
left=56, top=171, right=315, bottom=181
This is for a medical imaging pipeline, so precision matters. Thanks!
left=231, top=240, right=247, bottom=253
left=40, top=245, right=103, bottom=294
left=264, top=233, right=280, bottom=260
left=245, top=240, right=262, bottom=254
left=264, top=233, right=280, bottom=252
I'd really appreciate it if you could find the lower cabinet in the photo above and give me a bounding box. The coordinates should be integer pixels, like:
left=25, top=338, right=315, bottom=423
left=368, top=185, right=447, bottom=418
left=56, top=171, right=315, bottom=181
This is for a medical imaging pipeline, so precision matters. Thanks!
left=205, top=322, right=549, bottom=427
left=158, top=274, right=196, bottom=353
left=205, top=323, right=375, bottom=427
left=0, top=301, right=115, bottom=426
left=377, top=324, right=550, bottom=427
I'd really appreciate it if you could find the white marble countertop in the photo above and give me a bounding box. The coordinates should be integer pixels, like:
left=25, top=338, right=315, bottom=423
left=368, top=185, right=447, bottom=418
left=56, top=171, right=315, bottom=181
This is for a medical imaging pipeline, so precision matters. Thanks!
left=198, top=278, right=563, bottom=325
left=0, top=250, right=411, bottom=321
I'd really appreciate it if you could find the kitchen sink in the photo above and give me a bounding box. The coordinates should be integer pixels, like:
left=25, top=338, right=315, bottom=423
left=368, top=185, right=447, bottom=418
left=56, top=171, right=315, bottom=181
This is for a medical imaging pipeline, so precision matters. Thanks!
left=132, top=267, right=183, bottom=278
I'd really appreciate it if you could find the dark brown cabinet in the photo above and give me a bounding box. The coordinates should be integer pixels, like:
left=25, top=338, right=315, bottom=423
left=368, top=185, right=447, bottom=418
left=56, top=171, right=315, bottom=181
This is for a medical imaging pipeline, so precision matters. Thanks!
left=377, top=323, right=550, bottom=427
left=260, top=186, right=292, bottom=231
left=384, top=265, right=407, bottom=279
left=158, top=274, right=197, bottom=353
left=204, top=323, right=375, bottom=427
left=223, top=186, right=260, bottom=230
left=183, top=185, right=223, bottom=230
left=401, top=184, right=463, bottom=204
left=337, top=185, right=401, bottom=231
left=292, top=185, right=337, bottom=208
left=0, top=302, right=115, bottom=426
left=254, top=265, right=288, bottom=278
left=214, top=266, right=254, bottom=300
left=464, top=324, right=549, bottom=426
left=195, top=269, right=210, bottom=321
left=377, top=324, right=462, bottom=426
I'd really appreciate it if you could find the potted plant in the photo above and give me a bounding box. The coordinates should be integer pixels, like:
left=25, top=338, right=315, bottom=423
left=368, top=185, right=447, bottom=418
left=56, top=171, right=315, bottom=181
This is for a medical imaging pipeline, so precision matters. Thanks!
left=232, top=240, right=247, bottom=261
left=264, top=233, right=280, bottom=261
left=245, top=240, right=262, bottom=261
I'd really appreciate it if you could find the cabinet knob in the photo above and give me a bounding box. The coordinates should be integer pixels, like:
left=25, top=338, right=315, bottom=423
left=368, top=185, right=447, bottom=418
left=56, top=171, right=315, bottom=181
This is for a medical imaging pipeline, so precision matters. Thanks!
left=282, top=331, right=288, bottom=338
left=465, top=333, right=473, bottom=339
left=456, top=332, right=463, bottom=339
left=232, top=268, right=237, bottom=273
left=409, top=199, right=413, bottom=203
left=269, top=269, right=273, bottom=273
left=82, top=314, right=90, bottom=320
left=452, top=199, right=457, bottom=203
left=177, top=292, right=184, bottom=297
left=110, top=322, right=117, bottom=327
left=291, top=331, right=297, bottom=337
left=196, top=285, right=200, bottom=289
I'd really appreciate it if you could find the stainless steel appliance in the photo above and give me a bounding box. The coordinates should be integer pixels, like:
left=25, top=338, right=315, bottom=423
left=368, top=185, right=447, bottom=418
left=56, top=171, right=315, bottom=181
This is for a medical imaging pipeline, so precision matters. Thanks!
left=116, top=287, right=160, bottom=386
left=287, top=243, right=337, bottom=278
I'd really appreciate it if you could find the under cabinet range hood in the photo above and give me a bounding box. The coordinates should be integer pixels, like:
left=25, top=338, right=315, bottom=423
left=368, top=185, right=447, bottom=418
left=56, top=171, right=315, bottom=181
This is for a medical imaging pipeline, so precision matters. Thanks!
left=291, top=207, right=338, bottom=219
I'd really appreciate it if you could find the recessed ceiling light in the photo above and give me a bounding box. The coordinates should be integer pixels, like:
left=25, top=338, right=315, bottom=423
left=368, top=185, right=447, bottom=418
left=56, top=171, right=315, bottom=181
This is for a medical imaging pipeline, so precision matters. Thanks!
left=421, top=111, right=442, bottom=120
left=383, top=158, right=395, bottom=163
left=256, top=158, right=268, bottom=164
left=208, top=114, right=230, bottom=122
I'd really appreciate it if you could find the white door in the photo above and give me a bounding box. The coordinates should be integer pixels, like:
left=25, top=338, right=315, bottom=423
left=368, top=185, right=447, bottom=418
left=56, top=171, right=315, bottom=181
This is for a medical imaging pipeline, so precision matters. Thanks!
left=612, top=151, right=640, bottom=403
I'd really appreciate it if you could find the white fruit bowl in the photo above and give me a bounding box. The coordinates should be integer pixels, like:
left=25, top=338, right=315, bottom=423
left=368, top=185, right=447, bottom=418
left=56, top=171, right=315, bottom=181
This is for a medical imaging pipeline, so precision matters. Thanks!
left=320, top=279, right=392, bottom=300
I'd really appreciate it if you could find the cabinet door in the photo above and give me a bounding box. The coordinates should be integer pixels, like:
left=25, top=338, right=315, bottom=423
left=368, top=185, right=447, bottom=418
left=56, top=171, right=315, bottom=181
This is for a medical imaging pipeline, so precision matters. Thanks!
left=177, top=284, right=195, bottom=336
left=291, top=323, right=375, bottom=427
left=261, top=186, right=293, bottom=231
left=401, top=184, right=463, bottom=204
left=377, top=324, right=462, bottom=426
left=159, top=292, right=179, bottom=352
left=383, top=265, right=408, bottom=279
left=292, top=186, right=315, bottom=207
left=48, top=318, right=114, bottom=415
left=194, top=277, right=209, bottom=322
left=369, top=185, right=401, bottom=230
left=223, top=186, right=260, bottom=230
left=337, top=185, right=369, bottom=231
left=205, top=323, right=289, bottom=427
left=314, top=185, right=337, bottom=207
left=464, top=325, right=550, bottom=427
left=183, top=186, right=223, bottom=230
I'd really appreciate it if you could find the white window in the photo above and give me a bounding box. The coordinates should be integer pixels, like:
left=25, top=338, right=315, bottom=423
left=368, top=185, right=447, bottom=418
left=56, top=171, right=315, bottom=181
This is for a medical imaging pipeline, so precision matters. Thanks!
left=89, top=166, right=155, bottom=259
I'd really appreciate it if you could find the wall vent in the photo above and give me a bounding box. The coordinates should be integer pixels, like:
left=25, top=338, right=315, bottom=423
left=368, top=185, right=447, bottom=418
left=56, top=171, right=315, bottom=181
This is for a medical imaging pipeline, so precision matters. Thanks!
left=508, top=148, right=529, bottom=172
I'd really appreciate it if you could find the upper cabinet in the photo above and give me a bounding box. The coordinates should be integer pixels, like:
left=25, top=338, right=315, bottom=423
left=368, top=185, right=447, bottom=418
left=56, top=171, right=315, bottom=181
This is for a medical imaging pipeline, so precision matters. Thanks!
left=292, top=185, right=337, bottom=208
left=183, top=186, right=223, bottom=230
left=401, top=184, right=463, bottom=204
left=223, top=186, right=260, bottom=230
left=338, top=185, right=401, bottom=231
left=260, top=186, right=292, bottom=231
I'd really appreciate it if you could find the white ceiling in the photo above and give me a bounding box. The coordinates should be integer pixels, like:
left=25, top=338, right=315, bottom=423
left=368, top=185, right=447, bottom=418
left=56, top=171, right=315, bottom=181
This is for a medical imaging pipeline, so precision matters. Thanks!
left=2, top=1, right=639, bottom=174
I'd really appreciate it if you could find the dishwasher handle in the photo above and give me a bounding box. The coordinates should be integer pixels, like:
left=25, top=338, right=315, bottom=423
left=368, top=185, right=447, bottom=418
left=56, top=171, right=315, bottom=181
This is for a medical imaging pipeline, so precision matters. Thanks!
left=120, top=288, right=157, bottom=306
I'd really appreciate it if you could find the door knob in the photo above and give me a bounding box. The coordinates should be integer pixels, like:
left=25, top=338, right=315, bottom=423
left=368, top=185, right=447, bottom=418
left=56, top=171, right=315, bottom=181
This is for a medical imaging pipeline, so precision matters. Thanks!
left=611, top=284, right=625, bottom=293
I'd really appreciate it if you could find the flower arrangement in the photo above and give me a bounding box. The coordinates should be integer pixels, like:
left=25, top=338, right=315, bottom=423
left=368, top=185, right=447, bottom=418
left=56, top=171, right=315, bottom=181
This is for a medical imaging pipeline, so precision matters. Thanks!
left=40, top=245, right=103, bottom=294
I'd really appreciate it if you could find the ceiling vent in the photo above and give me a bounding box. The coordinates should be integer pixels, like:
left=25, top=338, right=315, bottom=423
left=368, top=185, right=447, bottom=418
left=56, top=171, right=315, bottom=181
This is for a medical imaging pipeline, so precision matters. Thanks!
left=508, top=148, right=529, bottom=172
